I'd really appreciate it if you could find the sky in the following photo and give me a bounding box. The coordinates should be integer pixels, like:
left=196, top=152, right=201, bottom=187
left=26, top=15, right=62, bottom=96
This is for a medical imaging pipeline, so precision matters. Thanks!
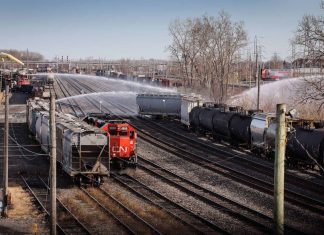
left=0, top=0, right=322, bottom=61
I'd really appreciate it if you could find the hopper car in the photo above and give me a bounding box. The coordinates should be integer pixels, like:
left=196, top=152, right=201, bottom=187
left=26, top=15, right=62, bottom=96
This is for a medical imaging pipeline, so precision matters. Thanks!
left=27, top=98, right=109, bottom=185
left=136, top=93, right=182, bottom=118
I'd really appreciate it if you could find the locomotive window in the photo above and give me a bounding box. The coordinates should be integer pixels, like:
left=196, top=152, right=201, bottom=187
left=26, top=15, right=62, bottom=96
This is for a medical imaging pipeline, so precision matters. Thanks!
left=98, top=122, right=105, bottom=128
left=109, top=126, right=117, bottom=135
left=130, top=131, right=135, bottom=139
left=120, top=131, right=127, bottom=136
left=109, top=129, right=117, bottom=135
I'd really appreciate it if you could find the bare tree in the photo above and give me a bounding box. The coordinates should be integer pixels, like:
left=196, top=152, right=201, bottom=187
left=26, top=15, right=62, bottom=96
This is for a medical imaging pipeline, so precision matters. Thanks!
left=168, top=12, right=247, bottom=101
left=294, top=76, right=324, bottom=112
left=265, top=53, right=284, bottom=69
left=292, top=12, right=324, bottom=112
left=293, top=15, right=324, bottom=61
left=0, top=49, right=44, bottom=61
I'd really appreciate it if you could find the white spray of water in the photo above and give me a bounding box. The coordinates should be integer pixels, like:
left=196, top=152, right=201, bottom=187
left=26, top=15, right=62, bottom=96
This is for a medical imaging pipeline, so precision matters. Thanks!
left=57, top=91, right=137, bottom=102
left=33, top=72, right=180, bottom=114
left=229, top=76, right=317, bottom=113
left=55, top=73, right=178, bottom=94
left=57, top=91, right=138, bottom=115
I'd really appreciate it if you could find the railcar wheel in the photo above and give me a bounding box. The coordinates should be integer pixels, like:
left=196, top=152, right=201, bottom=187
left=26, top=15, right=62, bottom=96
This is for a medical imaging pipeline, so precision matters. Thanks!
left=118, top=161, right=126, bottom=169
left=74, top=176, right=83, bottom=186
left=94, top=176, right=101, bottom=187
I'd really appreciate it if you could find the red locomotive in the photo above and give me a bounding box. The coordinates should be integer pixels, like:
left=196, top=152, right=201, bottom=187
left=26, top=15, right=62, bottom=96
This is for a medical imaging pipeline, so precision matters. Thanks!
left=17, top=75, right=31, bottom=86
left=261, top=69, right=293, bottom=81
left=83, top=113, right=137, bottom=168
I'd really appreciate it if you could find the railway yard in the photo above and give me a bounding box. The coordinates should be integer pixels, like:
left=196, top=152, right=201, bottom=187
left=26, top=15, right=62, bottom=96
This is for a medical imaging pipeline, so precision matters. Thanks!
left=0, top=74, right=323, bottom=234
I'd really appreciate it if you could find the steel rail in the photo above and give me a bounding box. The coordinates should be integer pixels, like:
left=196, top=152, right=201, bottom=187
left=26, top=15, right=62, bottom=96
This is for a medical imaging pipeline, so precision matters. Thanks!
left=137, top=156, right=304, bottom=235
left=97, top=187, right=164, bottom=235
left=111, top=173, right=230, bottom=235
left=136, top=128, right=324, bottom=215
left=141, top=118, right=324, bottom=195
left=79, top=187, right=137, bottom=235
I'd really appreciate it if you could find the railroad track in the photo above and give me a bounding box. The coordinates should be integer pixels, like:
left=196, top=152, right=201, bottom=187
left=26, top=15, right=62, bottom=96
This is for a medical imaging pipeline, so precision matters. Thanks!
left=110, top=172, right=229, bottom=234
left=86, top=91, right=324, bottom=215
left=143, top=118, right=324, bottom=196
left=79, top=73, right=324, bottom=188
left=54, top=75, right=85, bottom=117
left=133, top=123, right=324, bottom=215
left=53, top=77, right=228, bottom=234
left=136, top=156, right=304, bottom=235
left=80, top=186, right=165, bottom=235
left=59, top=76, right=323, bottom=218
left=55, top=75, right=323, bottom=233
left=74, top=77, right=322, bottom=190
left=21, top=175, right=91, bottom=235
left=58, top=78, right=232, bottom=234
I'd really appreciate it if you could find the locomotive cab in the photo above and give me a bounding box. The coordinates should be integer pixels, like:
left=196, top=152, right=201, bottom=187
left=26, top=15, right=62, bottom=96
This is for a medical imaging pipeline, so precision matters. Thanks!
left=101, top=121, right=137, bottom=168
left=83, top=113, right=138, bottom=169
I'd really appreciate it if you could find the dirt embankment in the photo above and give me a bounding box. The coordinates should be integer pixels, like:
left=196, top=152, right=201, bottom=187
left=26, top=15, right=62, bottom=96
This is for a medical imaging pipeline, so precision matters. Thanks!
left=0, top=183, right=48, bottom=234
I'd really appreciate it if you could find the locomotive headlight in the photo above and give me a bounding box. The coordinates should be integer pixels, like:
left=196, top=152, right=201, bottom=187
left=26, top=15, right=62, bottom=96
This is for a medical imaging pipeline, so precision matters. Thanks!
left=121, top=126, right=128, bottom=131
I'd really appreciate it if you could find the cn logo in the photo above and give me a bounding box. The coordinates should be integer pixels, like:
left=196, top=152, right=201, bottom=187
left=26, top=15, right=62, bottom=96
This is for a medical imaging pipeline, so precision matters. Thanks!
left=112, top=146, right=128, bottom=153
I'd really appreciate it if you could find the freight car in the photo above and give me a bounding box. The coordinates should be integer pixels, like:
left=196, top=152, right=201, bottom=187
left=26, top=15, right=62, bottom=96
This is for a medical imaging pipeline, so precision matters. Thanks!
left=136, top=93, right=182, bottom=118
left=136, top=93, right=202, bottom=121
left=189, top=104, right=251, bottom=145
left=27, top=98, right=110, bottom=185
left=287, top=125, right=324, bottom=169
left=189, top=103, right=324, bottom=173
left=181, top=94, right=202, bottom=126
left=135, top=92, right=324, bottom=174
left=83, top=112, right=137, bottom=169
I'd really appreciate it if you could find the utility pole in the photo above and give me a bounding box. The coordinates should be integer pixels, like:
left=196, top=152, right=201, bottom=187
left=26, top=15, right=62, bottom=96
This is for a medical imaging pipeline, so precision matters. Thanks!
left=254, top=36, right=261, bottom=112
left=0, top=73, right=2, bottom=92
left=26, top=49, right=29, bottom=79
left=274, top=103, right=286, bottom=235
left=2, top=84, right=9, bottom=217
left=56, top=58, right=59, bottom=74
left=50, top=80, right=57, bottom=235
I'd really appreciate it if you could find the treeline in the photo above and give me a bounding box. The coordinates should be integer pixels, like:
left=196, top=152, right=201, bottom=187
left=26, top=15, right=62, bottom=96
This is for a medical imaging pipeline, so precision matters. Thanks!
left=0, top=49, right=44, bottom=61
left=168, top=11, right=247, bottom=102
